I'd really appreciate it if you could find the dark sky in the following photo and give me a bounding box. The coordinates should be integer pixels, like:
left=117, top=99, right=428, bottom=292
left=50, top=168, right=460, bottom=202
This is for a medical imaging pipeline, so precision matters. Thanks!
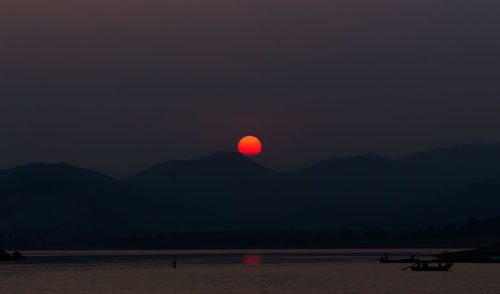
left=1, top=0, right=499, bottom=178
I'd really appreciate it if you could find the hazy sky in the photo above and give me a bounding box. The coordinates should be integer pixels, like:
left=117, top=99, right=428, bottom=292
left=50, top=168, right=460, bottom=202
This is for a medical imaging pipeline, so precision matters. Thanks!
left=1, top=0, right=499, bottom=177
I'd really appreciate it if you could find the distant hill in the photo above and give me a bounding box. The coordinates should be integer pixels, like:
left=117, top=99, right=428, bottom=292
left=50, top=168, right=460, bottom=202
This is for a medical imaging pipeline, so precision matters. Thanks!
left=125, top=151, right=287, bottom=230
left=125, top=144, right=500, bottom=230
left=127, top=151, right=278, bottom=190
left=293, top=154, right=405, bottom=178
left=3, top=143, right=500, bottom=239
left=0, top=163, right=142, bottom=240
left=444, top=178, right=500, bottom=223
left=398, top=142, right=500, bottom=182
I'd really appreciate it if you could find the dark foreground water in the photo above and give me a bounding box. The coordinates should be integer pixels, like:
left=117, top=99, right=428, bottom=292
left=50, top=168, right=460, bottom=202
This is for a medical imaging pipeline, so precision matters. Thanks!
left=1, top=249, right=499, bottom=294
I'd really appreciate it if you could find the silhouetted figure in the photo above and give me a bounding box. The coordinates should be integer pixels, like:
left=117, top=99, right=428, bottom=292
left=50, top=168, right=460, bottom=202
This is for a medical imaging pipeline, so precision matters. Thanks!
left=173, top=260, right=177, bottom=269
left=439, top=250, right=450, bottom=262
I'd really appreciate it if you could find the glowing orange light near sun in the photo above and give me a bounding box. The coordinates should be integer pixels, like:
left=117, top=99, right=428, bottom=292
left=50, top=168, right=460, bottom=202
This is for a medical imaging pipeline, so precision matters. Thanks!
left=242, top=254, right=263, bottom=265
left=238, top=136, right=262, bottom=156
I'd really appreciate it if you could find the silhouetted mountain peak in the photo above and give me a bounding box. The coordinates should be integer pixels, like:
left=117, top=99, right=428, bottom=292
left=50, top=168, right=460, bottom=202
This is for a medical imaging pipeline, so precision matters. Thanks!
left=127, top=150, right=273, bottom=185
left=15, top=162, right=72, bottom=170
left=210, top=150, right=243, bottom=157
left=5, top=142, right=500, bottom=237
left=0, top=162, right=116, bottom=182
left=203, top=150, right=254, bottom=163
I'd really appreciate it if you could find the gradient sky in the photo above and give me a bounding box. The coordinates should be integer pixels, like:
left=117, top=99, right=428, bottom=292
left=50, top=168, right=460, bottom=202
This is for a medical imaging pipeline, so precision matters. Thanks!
left=1, top=0, right=499, bottom=177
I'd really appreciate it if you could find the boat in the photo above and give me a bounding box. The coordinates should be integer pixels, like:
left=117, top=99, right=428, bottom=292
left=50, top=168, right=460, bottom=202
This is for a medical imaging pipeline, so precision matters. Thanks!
left=411, top=261, right=452, bottom=271
left=379, top=255, right=418, bottom=263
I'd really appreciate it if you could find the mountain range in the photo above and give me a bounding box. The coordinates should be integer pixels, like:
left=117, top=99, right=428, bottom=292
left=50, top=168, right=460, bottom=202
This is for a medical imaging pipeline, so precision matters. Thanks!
left=2, top=142, right=500, bottom=240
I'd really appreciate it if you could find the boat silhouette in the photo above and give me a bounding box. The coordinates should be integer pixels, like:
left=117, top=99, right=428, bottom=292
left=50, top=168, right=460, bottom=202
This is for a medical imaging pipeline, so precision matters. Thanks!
left=410, top=261, right=452, bottom=271
left=379, top=254, right=418, bottom=263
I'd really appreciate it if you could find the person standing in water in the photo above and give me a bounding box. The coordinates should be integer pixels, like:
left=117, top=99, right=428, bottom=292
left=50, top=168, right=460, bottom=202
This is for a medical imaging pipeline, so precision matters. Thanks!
left=173, top=259, right=177, bottom=269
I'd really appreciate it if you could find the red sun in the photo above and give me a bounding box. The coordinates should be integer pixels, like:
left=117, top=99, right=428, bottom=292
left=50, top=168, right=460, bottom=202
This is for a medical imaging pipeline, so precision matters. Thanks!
left=238, top=136, right=262, bottom=156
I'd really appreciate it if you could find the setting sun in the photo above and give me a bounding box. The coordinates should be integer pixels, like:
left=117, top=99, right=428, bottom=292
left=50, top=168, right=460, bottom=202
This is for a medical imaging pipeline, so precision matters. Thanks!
left=238, top=136, right=262, bottom=156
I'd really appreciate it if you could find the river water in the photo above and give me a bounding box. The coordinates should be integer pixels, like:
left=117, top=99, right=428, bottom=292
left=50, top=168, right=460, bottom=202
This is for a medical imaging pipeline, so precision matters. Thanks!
left=1, top=249, right=498, bottom=293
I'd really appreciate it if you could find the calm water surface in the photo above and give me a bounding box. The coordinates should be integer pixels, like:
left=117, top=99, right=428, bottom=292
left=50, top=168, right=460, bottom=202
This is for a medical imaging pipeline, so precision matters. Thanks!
left=16, top=248, right=443, bottom=265
left=1, top=249, right=499, bottom=294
